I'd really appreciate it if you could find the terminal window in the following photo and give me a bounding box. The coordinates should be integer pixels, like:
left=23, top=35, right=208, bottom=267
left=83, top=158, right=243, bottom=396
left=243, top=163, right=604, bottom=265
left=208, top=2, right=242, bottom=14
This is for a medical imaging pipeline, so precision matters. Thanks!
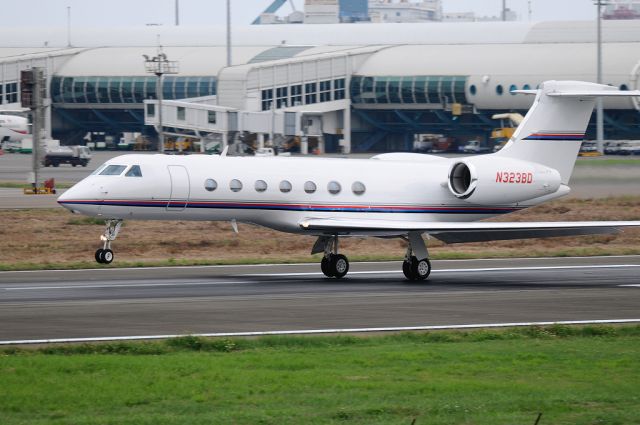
left=305, top=83, right=317, bottom=104
left=261, top=89, right=273, bottom=111
left=334, top=78, right=345, bottom=100
left=146, top=103, right=155, bottom=117
left=319, top=80, right=332, bottom=102
left=4, top=82, right=18, bottom=104
left=276, top=86, right=288, bottom=108
left=208, top=110, right=216, bottom=124
left=291, top=85, right=302, bottom=106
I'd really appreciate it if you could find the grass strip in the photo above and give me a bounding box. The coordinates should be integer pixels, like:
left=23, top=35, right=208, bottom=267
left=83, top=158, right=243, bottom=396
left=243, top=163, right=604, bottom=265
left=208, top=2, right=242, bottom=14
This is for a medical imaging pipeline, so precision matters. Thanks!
left=1, top=325, right=639, bottom=424
left=3, top=246, right=640, bottom=271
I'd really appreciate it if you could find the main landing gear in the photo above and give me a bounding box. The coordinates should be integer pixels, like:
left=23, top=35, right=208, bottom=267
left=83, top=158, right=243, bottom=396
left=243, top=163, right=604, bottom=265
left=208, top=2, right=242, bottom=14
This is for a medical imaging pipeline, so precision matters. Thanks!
left=95, top=219, right=122, bottom=264
left=312, top=232, right=432, bottom=281
left=314, top=236, right=349, bottom=279
left=402, top=232, right=431, bottom=281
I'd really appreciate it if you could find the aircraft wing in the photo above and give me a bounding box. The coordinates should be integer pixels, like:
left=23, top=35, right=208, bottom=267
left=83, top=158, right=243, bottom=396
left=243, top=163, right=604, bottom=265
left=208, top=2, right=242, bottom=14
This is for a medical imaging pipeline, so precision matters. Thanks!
left=299, top=218, right=640, bottom=244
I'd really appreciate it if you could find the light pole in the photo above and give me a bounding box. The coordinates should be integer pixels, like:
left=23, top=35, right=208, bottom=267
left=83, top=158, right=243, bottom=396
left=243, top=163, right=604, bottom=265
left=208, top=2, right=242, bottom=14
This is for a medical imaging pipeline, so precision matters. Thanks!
left=594, top=0, right=609, bottom=153
left=144, top=48, right=179, bottom=153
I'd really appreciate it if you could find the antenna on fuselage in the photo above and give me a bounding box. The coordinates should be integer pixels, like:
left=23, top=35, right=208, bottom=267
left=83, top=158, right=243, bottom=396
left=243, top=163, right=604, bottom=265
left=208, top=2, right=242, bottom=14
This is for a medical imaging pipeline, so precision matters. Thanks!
left=220, top=145, right=229, bottom=157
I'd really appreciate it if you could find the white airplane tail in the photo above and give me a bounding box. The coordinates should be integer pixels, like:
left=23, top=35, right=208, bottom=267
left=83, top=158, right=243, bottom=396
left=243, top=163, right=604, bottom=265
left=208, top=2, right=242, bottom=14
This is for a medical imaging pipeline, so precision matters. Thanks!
left=496, top=80, right=640, bottom=184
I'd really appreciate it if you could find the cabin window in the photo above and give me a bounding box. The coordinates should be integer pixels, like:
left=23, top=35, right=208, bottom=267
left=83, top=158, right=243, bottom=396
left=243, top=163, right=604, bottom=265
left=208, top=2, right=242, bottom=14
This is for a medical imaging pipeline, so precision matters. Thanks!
left=230, top=179, right=243, bottom=192
left=509, top=84, right=517, bottom=95
left=469, top=84, right=477, bottom=96
left=304, top=181, right=317, bottom=194
left=523, top=84, right=531, bottom=90
left=327, top=181, right=341, bottom=195
left=496, top=85, right=504, bottom=95
left=125, top=165, right=142, bottom=177
left=204, top=178, right=217, bottom=192
left=352, top=181, right=366, bottom=195
left=255, top=180, right=268, bottom=192
left=279, top=180, right=292, bottom=193
left=620, top=84, right=629, bottom=91
left=99, top=165, right=127, bottom=176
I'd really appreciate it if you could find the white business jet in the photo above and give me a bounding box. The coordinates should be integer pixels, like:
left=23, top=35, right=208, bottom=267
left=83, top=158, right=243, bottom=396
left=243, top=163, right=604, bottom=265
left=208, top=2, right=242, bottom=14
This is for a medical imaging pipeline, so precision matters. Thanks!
left=58, top=81, right=640, bottom=280
left=0, top=114, right=28, bottom=146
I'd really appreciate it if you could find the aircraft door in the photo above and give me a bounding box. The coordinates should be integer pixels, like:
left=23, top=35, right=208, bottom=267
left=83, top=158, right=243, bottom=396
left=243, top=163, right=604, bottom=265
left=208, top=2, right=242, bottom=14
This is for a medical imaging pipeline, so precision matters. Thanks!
left=167, top=165, right=190, bottom=211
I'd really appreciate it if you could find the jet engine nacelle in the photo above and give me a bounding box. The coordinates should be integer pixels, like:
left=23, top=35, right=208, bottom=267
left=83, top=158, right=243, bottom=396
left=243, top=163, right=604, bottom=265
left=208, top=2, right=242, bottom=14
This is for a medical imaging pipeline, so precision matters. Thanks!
left=447, top=156, right=562, bottom=204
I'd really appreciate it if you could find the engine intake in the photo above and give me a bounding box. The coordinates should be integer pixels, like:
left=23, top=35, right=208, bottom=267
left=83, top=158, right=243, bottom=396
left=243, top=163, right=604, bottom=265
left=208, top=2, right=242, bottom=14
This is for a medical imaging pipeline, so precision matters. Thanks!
left=447, top=157, right=562, bottom=204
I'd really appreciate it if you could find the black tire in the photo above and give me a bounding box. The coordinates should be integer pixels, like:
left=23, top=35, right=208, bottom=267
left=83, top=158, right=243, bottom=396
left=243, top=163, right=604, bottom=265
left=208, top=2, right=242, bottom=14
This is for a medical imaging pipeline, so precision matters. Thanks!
left=82, top=161, right=88, bottom=167
left=100, top=249, right=114, bottom=264
left=72, top=163, right=77, bottom=167
left=411, top=257, right=431, bottom=281
left=321, top=256, right=333, bottom=277
left=95, top=249, right=104, bottom=264
left=402, top=259, right=415, bottom=280
left=332, top=254, right=349, bottom=279
left=52, top=162, right=59, bottom=167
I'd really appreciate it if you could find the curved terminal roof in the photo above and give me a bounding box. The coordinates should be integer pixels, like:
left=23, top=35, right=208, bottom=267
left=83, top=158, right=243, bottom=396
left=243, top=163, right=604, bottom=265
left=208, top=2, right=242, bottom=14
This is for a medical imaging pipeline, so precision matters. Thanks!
left=1, top=20, right=639, bottom=49
left=54, top=46, right=271, bottom=76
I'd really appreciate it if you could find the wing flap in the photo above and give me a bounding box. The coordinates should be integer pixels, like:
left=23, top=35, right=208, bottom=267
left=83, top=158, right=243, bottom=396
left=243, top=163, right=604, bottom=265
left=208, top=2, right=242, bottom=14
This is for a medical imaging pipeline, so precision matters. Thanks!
left=299, top=218, right=640, bottom=243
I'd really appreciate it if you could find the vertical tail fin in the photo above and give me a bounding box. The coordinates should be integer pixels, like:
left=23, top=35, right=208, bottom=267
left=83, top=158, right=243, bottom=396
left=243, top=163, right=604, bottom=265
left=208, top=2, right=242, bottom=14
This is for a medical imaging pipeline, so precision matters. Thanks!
left=496, top=80, right=640, bottom=184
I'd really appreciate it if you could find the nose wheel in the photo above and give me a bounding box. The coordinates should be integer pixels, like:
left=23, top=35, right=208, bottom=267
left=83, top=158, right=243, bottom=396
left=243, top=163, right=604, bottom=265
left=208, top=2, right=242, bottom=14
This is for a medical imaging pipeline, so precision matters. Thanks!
left=95, top=220, right=122, bottom=264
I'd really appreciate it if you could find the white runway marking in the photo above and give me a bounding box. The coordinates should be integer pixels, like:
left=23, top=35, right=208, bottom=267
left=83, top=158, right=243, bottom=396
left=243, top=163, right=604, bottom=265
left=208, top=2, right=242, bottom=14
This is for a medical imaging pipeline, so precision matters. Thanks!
left=241, top=264, right=640, bottom=277
left=1, top=319, right=639, bottom=345
left=1, top=255, right=639, bottom=275
left=2, top=280, right=249, bottom=291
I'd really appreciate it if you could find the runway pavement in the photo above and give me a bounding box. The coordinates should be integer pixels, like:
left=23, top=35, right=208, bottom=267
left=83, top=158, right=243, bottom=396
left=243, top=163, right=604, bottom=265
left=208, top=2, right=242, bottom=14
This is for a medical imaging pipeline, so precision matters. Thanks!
left=1, top=256, right=639, bottom=343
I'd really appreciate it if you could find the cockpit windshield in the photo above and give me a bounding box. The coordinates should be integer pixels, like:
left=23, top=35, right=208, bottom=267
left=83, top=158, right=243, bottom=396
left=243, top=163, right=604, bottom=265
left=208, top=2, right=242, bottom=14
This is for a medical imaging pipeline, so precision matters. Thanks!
left=125, top=165, right=142, bottom=177
left=99, top=165, right=127, bottom=176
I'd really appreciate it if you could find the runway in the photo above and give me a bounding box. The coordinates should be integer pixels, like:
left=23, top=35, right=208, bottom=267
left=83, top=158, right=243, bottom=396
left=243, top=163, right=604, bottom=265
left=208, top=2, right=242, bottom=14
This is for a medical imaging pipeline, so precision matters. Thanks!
left=1, top=256, right=639, bottom=343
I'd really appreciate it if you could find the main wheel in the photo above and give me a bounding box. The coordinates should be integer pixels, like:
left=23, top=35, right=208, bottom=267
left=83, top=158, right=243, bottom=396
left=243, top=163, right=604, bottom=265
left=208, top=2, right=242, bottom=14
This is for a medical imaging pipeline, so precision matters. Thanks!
left=100, top=249, right=114, bottom=264
left=411, top=257, right=431, bottom=281
left=332, top=254, right=349, bottom=279
left=95, top=248, right=104, bottom=264
left=321, top=256, right=333, bottom=277
left=402, top=259, right=415, bottom=280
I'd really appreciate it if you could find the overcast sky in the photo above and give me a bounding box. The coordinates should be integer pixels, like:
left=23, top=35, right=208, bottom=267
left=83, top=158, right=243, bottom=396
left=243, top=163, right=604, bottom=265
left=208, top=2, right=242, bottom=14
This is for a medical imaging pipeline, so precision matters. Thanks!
left=3, top=0, right=598, bottom=28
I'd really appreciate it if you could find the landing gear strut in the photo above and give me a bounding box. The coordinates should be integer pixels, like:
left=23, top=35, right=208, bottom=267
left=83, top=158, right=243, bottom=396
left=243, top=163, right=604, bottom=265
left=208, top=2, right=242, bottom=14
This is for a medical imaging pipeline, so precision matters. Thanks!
left=402, top=232, right=431, bottom=281
left=95, top=219, right=122, bottom=264
left=318, top=236, right=349, bottom=279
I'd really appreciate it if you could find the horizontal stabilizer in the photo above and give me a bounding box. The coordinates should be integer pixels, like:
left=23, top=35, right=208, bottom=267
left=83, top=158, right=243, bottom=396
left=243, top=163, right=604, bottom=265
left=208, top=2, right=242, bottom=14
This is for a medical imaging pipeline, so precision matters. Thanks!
left=299, top=218, right=640, bottom=243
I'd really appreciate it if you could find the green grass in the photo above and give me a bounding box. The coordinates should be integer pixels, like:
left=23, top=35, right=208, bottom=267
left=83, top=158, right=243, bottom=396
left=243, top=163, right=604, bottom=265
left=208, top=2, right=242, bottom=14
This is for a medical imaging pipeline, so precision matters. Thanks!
left=1, top=325, right=639, bottom=424
left=3, top=246, right=640, bottom=271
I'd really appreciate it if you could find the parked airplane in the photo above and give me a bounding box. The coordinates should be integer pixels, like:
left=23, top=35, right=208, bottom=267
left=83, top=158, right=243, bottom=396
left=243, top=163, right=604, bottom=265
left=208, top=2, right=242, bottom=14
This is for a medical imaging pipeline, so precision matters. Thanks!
left=58, top=81, right=640, bottom=280
left=0, top=113, right=29, bottom=146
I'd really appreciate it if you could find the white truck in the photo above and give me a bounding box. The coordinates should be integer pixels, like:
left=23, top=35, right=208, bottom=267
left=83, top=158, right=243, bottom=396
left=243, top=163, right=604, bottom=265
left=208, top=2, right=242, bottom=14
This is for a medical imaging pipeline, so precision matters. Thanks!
left=42, top=145, right=92, bottom=167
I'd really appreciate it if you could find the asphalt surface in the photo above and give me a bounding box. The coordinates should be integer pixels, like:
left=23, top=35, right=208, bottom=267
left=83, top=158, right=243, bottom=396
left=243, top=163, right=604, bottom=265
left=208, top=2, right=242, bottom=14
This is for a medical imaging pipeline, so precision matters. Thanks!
left=1, top=256, right=639, bottom=342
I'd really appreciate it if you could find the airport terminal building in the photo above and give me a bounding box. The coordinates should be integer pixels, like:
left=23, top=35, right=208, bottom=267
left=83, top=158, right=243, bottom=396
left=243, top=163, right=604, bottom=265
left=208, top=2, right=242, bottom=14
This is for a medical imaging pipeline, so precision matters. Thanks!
left=1, top=20, right=639, bottom=152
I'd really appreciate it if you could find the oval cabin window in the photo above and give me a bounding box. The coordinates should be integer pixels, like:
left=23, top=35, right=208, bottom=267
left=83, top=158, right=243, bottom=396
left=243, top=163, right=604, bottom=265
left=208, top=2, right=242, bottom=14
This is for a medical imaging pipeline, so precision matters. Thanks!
left=204, top=178, right=217, bottom=192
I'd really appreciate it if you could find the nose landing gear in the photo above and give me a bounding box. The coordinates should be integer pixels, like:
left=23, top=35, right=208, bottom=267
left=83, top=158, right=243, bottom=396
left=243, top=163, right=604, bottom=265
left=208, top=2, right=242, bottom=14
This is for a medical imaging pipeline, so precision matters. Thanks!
left=95, top=219, right=122, bottom=264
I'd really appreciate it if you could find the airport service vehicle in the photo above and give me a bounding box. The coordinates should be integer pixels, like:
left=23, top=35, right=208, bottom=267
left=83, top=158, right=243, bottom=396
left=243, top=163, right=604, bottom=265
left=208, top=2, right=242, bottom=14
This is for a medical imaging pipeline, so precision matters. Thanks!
left=58, top=81, right=640, bottom=280
left=43, top=146, right=92, bottom=167
left=254, top=147, right=276, bottom=156
left=604, top=141, right=623, bottom=155
left=618, top=141, right=640, bottom=155
left=461, top=140, right=491, bottom=154
left=578, top=141, right=601, bottom=157
left=0, top=114, right=28, bottom=146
